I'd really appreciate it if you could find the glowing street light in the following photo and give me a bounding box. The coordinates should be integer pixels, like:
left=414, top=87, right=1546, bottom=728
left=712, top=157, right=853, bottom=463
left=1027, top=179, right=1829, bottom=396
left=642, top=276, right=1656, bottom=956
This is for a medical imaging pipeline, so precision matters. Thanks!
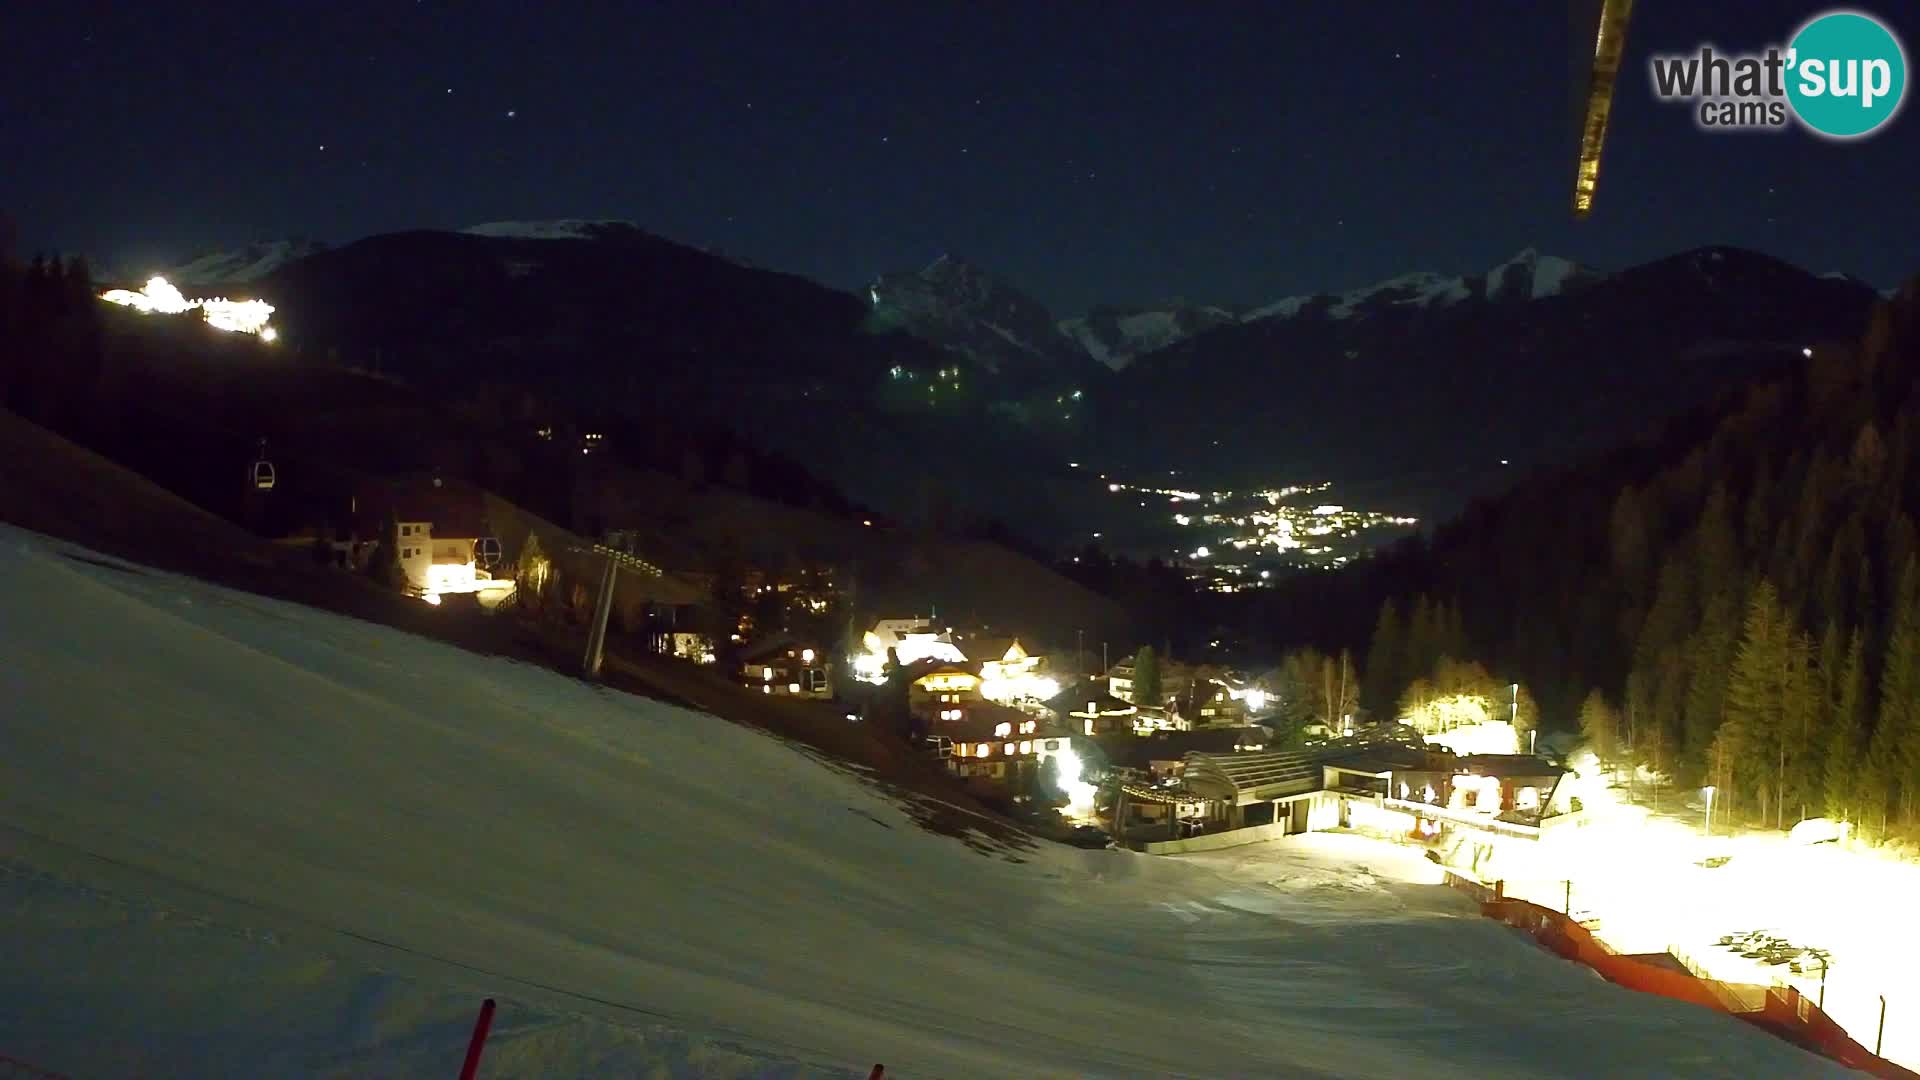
left=1702, top=785, right=1717, bottom=837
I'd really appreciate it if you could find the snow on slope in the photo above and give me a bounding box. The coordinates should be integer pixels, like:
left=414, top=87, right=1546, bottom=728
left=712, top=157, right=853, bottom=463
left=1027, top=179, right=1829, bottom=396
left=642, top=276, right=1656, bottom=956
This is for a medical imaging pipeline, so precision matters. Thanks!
left=167, top=239, right=327, bottom=286
left=0, top=524, right=1846, bottom=1078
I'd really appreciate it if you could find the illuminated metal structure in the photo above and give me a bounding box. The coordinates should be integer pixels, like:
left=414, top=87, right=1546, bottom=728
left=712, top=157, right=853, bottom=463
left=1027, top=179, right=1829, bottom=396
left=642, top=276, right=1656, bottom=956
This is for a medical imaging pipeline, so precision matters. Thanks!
left=1572, top=0, right=1636, bottom=218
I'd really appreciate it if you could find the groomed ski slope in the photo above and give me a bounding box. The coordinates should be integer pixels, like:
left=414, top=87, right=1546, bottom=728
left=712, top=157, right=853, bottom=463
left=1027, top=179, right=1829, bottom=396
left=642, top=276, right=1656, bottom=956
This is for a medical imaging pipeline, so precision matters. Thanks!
left=0, top=524, right=1846, bottom=1078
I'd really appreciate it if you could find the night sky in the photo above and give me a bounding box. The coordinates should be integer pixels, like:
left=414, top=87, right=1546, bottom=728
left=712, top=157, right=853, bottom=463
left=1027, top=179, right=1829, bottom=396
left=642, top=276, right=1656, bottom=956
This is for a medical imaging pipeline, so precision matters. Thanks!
left=9, top=1, right=1917, bottom=314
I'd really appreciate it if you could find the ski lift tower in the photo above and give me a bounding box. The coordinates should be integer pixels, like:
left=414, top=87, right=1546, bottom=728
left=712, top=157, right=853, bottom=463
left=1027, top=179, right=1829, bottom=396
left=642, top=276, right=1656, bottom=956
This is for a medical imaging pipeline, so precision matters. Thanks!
left=573, top=537, right=668, bottom=681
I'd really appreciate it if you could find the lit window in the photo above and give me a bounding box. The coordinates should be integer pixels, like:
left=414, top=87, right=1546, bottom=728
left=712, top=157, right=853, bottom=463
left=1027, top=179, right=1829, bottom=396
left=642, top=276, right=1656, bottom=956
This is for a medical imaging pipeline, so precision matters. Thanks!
left=1019, top=741, right=1031, bottom=754
left=1004, top=743, right=1015, bottom=755
left=787, top=683, right=800, bottom=694
left=993, top=722, right=1012, bottom=738
left=762, top=685, right=770, bottom=694
left=977, top=743, right=992, bottom=757
left=802, top=648, right=815, bottom=663
left=763, top=667, right=773, bottom=681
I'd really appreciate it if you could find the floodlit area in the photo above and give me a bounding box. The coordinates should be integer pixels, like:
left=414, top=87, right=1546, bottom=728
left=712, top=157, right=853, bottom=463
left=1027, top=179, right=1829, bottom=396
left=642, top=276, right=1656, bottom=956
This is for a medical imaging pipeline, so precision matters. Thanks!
left=0, top=523, right=1849, bottom=1077
left=1486, top=771, right=1920, bottom=1070
left=98, top=275, right=277, bottom=337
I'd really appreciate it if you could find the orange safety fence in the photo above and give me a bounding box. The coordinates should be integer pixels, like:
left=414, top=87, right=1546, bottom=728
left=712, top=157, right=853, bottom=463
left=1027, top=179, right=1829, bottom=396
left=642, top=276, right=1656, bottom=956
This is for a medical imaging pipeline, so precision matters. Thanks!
left=1447, top=874, right=1916, bottom=1080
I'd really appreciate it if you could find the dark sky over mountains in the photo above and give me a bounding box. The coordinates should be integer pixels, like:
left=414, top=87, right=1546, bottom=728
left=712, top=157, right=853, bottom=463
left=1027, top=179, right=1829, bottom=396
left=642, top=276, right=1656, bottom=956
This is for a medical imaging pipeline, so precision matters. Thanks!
left=7, top=2, right=1917, bottom=314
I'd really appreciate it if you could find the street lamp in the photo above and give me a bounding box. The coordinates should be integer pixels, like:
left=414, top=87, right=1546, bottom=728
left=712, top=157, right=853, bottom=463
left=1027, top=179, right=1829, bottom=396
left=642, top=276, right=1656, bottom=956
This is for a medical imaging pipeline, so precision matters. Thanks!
left=1702, top=785, right=1716, bottom=837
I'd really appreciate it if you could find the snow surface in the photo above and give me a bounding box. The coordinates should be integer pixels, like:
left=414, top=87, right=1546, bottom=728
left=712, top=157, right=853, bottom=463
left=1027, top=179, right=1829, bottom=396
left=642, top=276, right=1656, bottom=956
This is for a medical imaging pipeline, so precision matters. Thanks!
left=462, top=219, right=637, bottom=240
left=1492, top=797, right=1920, bottom=1070
left=0, top=524, right=1846, bottom=1078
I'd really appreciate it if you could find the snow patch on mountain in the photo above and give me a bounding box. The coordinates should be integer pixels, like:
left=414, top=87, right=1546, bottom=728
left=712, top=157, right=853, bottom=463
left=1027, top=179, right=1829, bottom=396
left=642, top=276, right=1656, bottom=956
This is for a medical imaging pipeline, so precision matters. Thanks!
left=166, top=239, right=327, bottom=286
left=1247, top=250, right=1599, bottom=325
left=1248, top=271, right=1472, bottom=323
left=1246, top=294, right=1318, bottom=321
left=1487, top=248, right=1586, bottom=301
left=462, top=219, right=638, bottom=240
left=1059, top=320, right=1116, bottom=367
left=1059, top=303, right=1241, bottom=370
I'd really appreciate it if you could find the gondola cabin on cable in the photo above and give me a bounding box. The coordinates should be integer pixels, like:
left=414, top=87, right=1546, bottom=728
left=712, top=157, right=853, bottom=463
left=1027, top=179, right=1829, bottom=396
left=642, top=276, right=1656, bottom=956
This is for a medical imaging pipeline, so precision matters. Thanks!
left=248, top=440, right=276, bottom=491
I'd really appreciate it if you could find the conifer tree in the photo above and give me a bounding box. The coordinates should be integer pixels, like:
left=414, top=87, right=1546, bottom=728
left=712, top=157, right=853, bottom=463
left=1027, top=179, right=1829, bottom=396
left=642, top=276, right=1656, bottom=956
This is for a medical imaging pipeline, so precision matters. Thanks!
left=1876, top=559, right=1920, bottom=823
left=1824, top=628, right=1867, bottom=821
left=1579, top=689, right=1618, bottom=764
left=1363, top=599, right=1403, bottom=713
left=1132, top=646, right=1162, bottom=708
left=371, top=511, right=407, bottom=591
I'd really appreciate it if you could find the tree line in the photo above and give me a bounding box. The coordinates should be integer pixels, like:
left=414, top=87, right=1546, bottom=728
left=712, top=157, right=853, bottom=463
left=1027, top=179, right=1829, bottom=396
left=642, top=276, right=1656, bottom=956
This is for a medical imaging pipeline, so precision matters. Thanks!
left=1288, top=279, right=1920, bottom=834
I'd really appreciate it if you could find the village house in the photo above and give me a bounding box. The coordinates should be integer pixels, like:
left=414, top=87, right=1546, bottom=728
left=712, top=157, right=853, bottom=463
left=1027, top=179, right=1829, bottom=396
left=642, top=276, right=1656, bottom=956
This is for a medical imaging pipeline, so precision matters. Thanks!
left=853, top=617, right=966, bottom=682
left=936, top=708, right=1076, bottom=793
left=738, top=634, right=831, bottom=698
left=352, top=474, right=504, bottom=602
left=1106, top=658, right=1195, bottom=707
left=668, top=631, right=717, bottom=664
left=1043, top=682, right=1139, bottom=736
left=958, top=634, right=1062, bottom=711
left=906, top=659, right=985, bottom=725
left=1097, top=730, right=1583, bottom=855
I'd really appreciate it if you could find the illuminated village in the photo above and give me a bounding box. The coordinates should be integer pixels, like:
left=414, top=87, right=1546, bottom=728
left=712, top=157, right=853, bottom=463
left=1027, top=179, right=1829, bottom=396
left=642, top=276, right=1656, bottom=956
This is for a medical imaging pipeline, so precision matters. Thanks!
left=1099, top=474, right=1419, bottom=589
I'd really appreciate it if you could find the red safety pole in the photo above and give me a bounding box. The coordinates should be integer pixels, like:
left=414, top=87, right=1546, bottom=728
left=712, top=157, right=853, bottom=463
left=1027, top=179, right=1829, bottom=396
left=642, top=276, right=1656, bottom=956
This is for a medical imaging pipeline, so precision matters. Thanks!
left=459, top=998, right=497, bottom=1080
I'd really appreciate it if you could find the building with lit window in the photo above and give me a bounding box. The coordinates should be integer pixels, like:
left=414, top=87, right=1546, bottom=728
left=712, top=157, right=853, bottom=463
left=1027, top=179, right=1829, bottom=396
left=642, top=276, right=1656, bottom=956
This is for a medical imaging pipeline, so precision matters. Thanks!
left=738, top=635, right=831, bottom=699
left=936, top=710, right=1078, bottom=791
left=906, top=660, right=985, bottom=725
left=1043, top=683, right=1138, bottom=736
left=352, top=475, right=498, bottom=600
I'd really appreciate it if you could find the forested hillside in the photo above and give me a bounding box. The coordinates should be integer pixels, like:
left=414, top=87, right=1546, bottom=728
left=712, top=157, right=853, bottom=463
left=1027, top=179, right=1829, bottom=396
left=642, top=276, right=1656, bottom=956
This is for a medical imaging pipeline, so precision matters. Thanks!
left=1273, top=276, right=1920, bottom=834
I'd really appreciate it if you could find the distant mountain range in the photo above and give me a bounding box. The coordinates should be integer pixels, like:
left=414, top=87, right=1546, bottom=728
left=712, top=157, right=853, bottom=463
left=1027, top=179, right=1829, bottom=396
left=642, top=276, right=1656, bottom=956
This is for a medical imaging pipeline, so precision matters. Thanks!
left=872, top=248, right=1606, bottom=374
left=140, top=222, right=1892, bottom=546
left=1090, top=246, right=1881, bottom=518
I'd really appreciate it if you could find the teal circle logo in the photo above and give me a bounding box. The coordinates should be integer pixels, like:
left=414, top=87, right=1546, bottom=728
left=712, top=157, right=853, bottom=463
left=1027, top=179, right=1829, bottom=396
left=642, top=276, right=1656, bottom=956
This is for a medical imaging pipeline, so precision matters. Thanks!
left=1786, top=10, right=1907, bottom=138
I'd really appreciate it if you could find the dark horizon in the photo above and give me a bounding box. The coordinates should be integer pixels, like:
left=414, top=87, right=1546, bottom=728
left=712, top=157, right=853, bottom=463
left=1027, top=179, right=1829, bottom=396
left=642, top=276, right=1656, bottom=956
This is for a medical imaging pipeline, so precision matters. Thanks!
left=7, top=1, right=1917, bottom=314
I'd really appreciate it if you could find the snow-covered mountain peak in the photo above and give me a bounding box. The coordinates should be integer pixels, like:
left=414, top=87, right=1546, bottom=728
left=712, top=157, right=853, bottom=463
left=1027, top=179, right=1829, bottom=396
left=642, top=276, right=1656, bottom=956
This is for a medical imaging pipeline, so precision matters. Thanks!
left=868, top=256, right=1083, bottom=372
left=1060, top=303, right=1241, bottom=371
left=1486, top=248, right=1588, bottom=301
